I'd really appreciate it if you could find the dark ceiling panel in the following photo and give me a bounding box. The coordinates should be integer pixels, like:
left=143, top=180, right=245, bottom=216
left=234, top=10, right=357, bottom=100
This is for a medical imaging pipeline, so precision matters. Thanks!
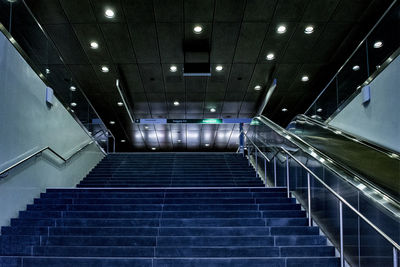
left=25, top=0, right=67, bottom=24
left=331, top=0, right=372, bottom=22
left=184, top=0, right=214, bottom=22
left=214, top=0, right=246, bottom=22
left=59, top=0, right=96, bottom=23
left=275, top=63, right=301, bottom=91
left=157, top=23, right=184, bottom=63
left=274, top=0, right=308, bottom=21
left=100, top=23, right=136, bottom=64
left=119, top=64, right=144, bottom=93
left=302, top=0, right=340, bottom=22
left=46, top=24, right=88, bottom=65
left=210, top=23, right=241, bottom=63
left=138, top=64, right=165, bottom=93
left=243, top=0, right=278, bottom=22
left=226, top=64, right=254, bottom=93
left=234, top=23, right=269, bottom=63
left=129, top=23, right=160, bottom=63
left=122, top=0, right=154, bottom=22
left=153, top=0, right=183, bottom=22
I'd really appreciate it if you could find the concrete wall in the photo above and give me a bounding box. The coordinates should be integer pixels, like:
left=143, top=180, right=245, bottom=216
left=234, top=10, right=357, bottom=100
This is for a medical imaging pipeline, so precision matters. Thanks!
left=0, top=32, right=104, bottom=226
left=329, top=54, right=400, bottom=153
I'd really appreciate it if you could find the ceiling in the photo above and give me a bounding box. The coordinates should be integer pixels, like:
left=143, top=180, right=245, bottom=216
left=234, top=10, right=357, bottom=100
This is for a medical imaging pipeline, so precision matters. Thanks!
left=1, top=0, right=393, bottom=151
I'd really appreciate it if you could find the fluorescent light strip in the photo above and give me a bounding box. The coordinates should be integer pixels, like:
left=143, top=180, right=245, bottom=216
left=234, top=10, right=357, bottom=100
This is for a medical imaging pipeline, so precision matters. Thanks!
left=116, top=79, right=134, bottom=123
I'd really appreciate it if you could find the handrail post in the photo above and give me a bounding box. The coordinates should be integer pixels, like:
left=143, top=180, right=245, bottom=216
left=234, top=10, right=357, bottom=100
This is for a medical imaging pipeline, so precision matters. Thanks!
left=394, top=247, right=398, bottom=267
left=264, top=158, right=267, bottom=187
left=340, top=201, right=344, bottom=267
left=247, top=146, right=250, bottom=166
left=286, top=155, right=290, bottom=198
left=307, top=172, right=312, bottom=226
left=255, top=148, right=258, bottom=177
left=273, top=157, right=277, bottom=187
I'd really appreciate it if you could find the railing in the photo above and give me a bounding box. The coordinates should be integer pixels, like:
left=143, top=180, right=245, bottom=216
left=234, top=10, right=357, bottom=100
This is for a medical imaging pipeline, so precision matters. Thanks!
left=0, top=141, right=95, bottom=178
left=242, top=117, right=400, bottom=267
left=305, top=1, right=399, bottom=122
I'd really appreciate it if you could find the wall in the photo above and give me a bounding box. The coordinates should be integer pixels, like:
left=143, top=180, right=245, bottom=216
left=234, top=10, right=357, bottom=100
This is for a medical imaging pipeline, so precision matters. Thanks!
left=0, top=31, right=104, bottom=226
left=329, top=54, right=400, bottom=152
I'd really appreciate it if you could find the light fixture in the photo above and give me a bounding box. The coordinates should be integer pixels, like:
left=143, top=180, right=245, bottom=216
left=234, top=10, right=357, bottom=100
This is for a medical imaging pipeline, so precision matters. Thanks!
left=70, top=86, right=76, bottom=91
left=177, top=139, right=182, bottom=143
left=173, top=101, right=180, bottom=106
left=277, top=25, right=286, bottom=34
left=151, top=147, right=156, bottom=151
left=45, top=68, right=50, bottom=74
left=266, top=53, right=275, bottom=61
left=90, top=41, right=99, bottom=49
left=301, top=75, right=309, bottom=82
left=169, top=65, right=177, bottom=72
left=352, top=65, right=360, bottom=71
left=373, top=41, right=383, bottom=49
left=101, top=66, right=109, bottom=73
left=70, top=102, right=77, bottom=107
left=210, top=108, right=216, bottom=112
left=110, top=121, right=115, bottom=125
left=205, top=144, right=210, bottom=147
left=193, top=25, right=203, bottom=34
left=70, top=109, right=75, bottom=113
left=144, top=126, right=149, bottom=130
left=282, top=108, right=288, bottom=112
left=254, top=85, right=262, bottom=91
left=304, top=26, right=314, bottom=34
left=117, top=102, right=123, bottom=106
left=215, top=65, right=223, bottom=71
left=105, top=9, right=115, bottom=18
left=121, top=139, right=126, bottom=143
left=317, top=108, right=323, bottom=112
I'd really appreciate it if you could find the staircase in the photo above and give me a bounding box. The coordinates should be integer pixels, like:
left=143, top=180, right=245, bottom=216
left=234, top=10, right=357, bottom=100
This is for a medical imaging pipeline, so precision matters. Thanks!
left=0, top=153, right=339, bottom=266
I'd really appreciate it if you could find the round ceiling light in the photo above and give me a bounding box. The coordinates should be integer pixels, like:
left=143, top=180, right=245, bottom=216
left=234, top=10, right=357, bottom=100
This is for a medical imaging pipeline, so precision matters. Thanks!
left=151, top=147, right=156, bottom=151
left=205, top=144, right=210, bottom=147
left=193, top=25, right=203, bottom=34
left=373, top=41, right=383, bottom=49
left=105, top=9, right=115, bottom=18
left=254, top=85, right=262, bottom=91
left=266, top=53, right=275, bottom=61
left=277, top=25, right=287, bottom=34
left=352, top=65, right=360, bottom=71
left=301, top=75, right=309, bottom=82
left=70, top=86, right=76, bottom=92
left=282, top=108, right=288, bottom=112
left=117, top=102, right=123, bottom=106
left=101, top=66, right=109, bottom=73
left=215, top=65, right=223, bottom=71
left=90, top=41, right=99, bottom=49
left=317, top=108, right=323, bottom=112
left=70, top=102, right=77, bottom=107
left=121, top=139, right=126, bottom=143
left=169, top=65, right=177, bottom=72
left=110, top=121, right=115, bottom=125
left=304, top=26, right=314, bottom=34
left=210, top=108, right=216, bottom=113
left=173, top=101, right=180, bottom=106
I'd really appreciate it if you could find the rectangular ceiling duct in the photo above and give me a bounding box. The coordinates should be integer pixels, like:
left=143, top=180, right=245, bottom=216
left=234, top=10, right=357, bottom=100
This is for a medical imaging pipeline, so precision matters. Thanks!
left=183, top=39, right=211, bottom=77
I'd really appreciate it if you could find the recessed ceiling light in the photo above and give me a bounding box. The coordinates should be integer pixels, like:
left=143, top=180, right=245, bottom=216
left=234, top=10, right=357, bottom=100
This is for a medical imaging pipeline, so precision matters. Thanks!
left=117, top=102, right=123, bottom=106
left=110, top=121, right=115, bottom=125
left=301, top=75, right=309, bottom=82
left=173, top=101, right=180, bottom=106
left=90, top=41, right=99, bottom=49
left=70, top=109, right=75, bottom=113
left=70, top=86, right=76, bottom=91
left=205, top=143, right=210, bottom=147
left=45, top=68, right=50, bottom=74
left=304, top=26, right=314, bottom=34
left=105, top=9, right=115, bottom=18
left=277, top=25, right=287, bottom=34
left=169, top=65, right=177, bottom=72
left=101, top=66, right=109, bottom=73
left=282, top=108, right=288, bottom=112
left=177, top=139, right=182, bottom=142
left=266, top=53, right=275, bottom=61
left=144, top=126, right=149, bottom=130
left=373, top=41, right=383, bottom=48
left=254, top=85, right=262, bottom=91
left=352, top=65, right=360, bottom=71
left=210, top=108, right=216, bottom=112
left=193, top=25, right=203, bottom=34
left=121, top=139, right=126, bottom=143
left=151, top=147, right=156, bottom=151
left=317, top=108, right=323, bottom=112
left=70, top=102, right=77, bottom=107
left=215, top=65, right=223, bottom=71
left=101, top=139, right=106, bottom=142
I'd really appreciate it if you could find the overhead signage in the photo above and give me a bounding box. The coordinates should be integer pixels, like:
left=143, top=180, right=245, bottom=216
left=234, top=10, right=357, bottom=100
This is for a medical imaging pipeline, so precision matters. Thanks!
left=134, top=118, right=251, bottom=124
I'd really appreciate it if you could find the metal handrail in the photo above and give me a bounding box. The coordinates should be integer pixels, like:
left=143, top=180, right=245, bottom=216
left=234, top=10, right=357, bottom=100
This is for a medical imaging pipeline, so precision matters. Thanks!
left=0, top=141, right=93, bottom=177
left=244, top=131, right=400, bottom=267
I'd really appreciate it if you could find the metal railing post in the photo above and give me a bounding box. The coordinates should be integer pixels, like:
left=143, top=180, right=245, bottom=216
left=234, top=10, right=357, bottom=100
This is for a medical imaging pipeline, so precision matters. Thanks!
left=255, top=148, right=258, bottom=177
left=340, top=201, right=344, bottom=267
left=264, top=158, right=267, bottom=187
left=286, top=155, right=290, bottom=198
left=307, top=172, right=312, bottom=227
left=273, top=157, right=277, bottom=187
left=248, top=146, right=250, bottom=166
left=394, top=247, right=398, bottom=267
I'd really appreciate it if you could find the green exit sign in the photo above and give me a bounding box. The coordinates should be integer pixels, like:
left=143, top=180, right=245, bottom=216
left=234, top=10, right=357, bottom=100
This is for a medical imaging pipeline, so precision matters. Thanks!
left=201, top=119, right=222, bottom=124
